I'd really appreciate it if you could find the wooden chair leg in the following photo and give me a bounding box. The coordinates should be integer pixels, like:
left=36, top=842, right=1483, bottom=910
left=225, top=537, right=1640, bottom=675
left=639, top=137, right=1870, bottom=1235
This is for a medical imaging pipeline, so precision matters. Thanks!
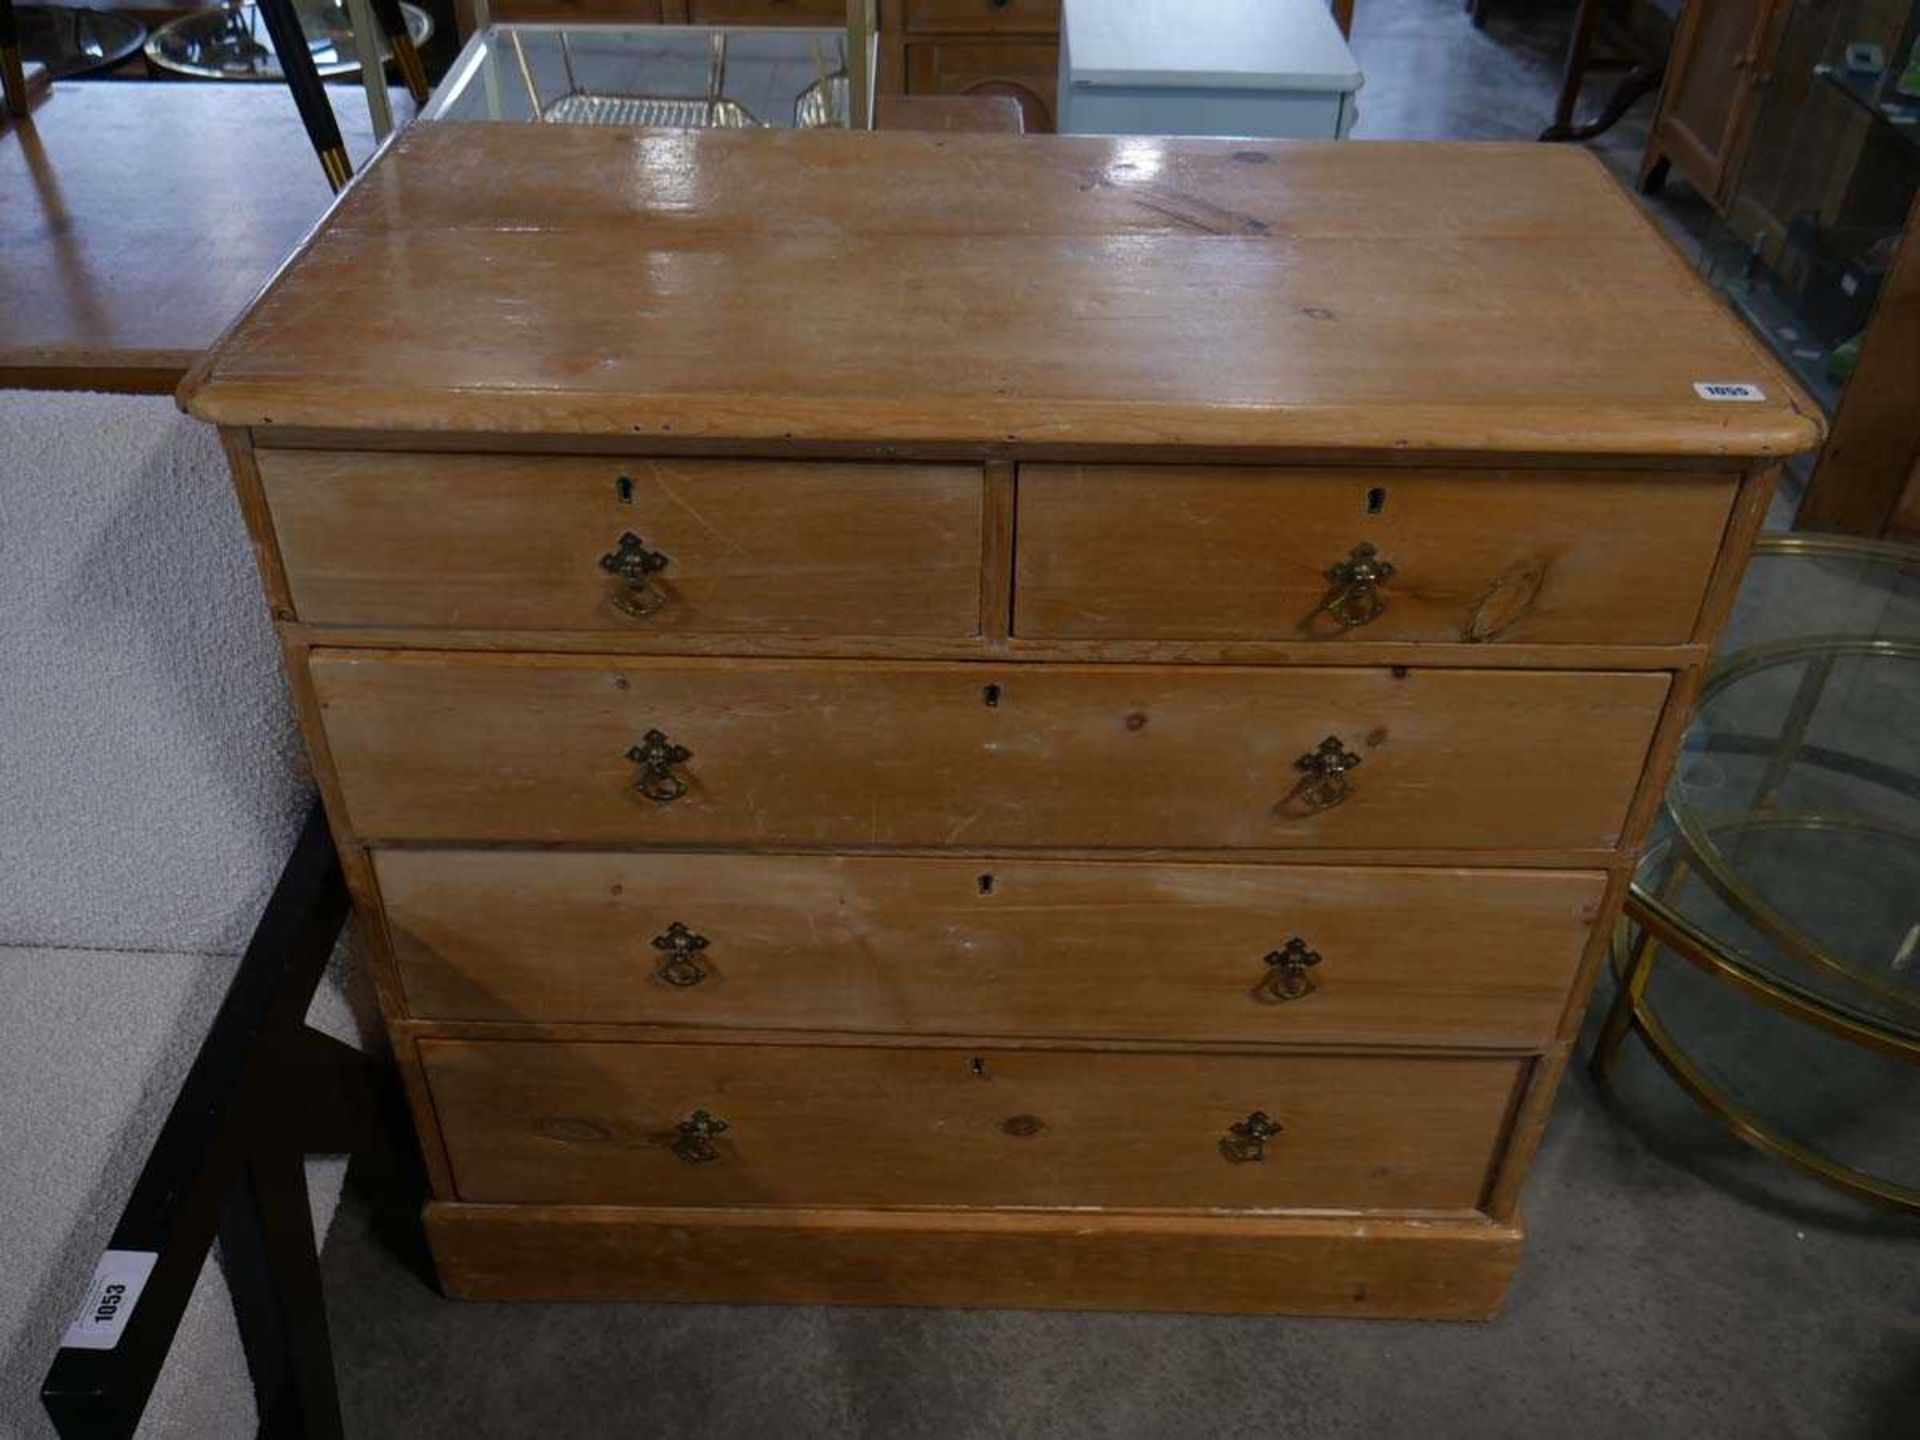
left=1547, top=0, right=1602, bottom=136
left=254, top=0, right=353, bottom=190
left=2, top=0, right=31, bottom=118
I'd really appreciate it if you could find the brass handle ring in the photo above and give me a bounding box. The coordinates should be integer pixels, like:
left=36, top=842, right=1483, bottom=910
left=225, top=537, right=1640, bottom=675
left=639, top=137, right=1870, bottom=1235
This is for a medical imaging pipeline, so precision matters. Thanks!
left=672, top=1109, right=728, bottom=1164
left=600, top=531, right=672, bottom=619
left=1257, top=937, right=1322, bottom=1003
left=1290, top=735, right=1361, bottom=812
left=1312, top=542, right=1395, bottom=630
left=1220, top=1110, right=1282, bottom=1164
left=626, top=728, right=693, bottom=803
left=651, top=921, right=711, bottom=987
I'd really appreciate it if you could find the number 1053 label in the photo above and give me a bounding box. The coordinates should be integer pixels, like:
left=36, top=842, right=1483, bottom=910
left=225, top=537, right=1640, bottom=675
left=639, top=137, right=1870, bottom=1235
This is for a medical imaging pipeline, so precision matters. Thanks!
left=62, top=1250, right=158, bottom=1351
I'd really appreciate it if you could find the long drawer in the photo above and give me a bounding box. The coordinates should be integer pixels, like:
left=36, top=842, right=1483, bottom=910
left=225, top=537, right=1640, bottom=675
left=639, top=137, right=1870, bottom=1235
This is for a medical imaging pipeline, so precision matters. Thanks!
left=259, top=451, right=984, bottom=637
left=421, top=1039, right=1524, bottom=1211
left=312, top=654, right=1666, bottom=851
left=1015, top=465, right=1737, bottom=644
left=382, top=850, right=1603, bottom=1047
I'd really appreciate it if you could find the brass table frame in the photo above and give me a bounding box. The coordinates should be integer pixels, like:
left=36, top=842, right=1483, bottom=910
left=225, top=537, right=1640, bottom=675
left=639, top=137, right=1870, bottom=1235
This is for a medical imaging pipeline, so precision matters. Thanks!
left=1591, top=535, right=1920, bottom=1213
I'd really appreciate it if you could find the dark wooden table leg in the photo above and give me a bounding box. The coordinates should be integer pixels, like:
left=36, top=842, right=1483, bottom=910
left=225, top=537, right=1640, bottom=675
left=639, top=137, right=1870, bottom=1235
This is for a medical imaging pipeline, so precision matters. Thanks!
left=254, top=0, right=352, bottom=190
left=2, top=0, right=31, bottom=117
left=365, top=0, right=429, bottom=104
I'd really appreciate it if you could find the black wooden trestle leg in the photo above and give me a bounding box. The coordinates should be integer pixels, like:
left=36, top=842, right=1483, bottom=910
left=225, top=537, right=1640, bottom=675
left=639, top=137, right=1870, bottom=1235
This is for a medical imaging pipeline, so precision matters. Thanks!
left=41, top=803, right=409, bottom=1440
left=222, top=1150, right=346, bottom=1440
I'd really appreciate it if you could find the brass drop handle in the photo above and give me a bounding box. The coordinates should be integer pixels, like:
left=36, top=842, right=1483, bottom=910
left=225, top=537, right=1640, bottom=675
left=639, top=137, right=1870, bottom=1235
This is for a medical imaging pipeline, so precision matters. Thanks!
left=1291, top=735, right=1361, bottom=812
left=1220, top=1110, right=1283, bottom=1164
left=1314, top=542, right=1396, bottom=629
left=627, top=728, right=693, bottom=803
left=1258, top=937, right=1321, bottom=1003
left=652, top=921, right=710, bottom=987
left=671, top=1108, right=728, bottom=1164
left=600, top=531, right=672, bottom=618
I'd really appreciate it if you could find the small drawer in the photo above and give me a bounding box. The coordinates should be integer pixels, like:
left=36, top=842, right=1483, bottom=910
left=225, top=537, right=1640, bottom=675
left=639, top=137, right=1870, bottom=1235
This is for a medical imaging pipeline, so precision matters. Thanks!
left=490, top=0, right=661, bottom=21
left=906, top=0, right=1060, bottom=34
left=688, top=0, right=846, bottom=21
left=382, top=850, right=1603, bottom=1048
left=1014, top=465, right=1737, bottom=645
left=421, top=1038, right=1524, bottom=1211
left=312, top=653, right=1667, bottom=851
left=905, top=40, right=1058, bottom=131
left=258, top=451, right=983, bottom=638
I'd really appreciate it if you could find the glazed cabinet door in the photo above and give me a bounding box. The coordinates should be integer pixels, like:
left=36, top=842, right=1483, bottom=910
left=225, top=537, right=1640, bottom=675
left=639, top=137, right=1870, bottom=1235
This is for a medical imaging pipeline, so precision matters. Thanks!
left=1645, top=0, right=1784, bottom=204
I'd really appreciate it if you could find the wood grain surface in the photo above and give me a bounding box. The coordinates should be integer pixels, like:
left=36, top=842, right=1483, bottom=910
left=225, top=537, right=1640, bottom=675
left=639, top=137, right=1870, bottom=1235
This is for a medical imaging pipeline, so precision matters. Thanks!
left=261, top=450, right=984, bottom=636
left=179, top=127, right=1820, bottom=458
left=420, top=1037, right=1524, bottom=1210
left=380, top=849, right=1602, bottom=1047
left=310, top=653, right=1669, bottom=850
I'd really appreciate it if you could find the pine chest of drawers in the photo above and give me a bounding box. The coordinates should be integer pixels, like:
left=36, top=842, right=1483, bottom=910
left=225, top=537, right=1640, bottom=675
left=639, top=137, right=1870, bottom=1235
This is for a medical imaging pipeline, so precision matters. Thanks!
left=182, top=125, right=1820, bottom=1317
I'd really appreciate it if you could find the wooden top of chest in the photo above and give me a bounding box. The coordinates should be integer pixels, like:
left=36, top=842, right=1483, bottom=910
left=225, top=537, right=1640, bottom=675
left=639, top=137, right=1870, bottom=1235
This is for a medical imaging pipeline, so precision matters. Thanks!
left=182, top=125, right=1818, bottom=460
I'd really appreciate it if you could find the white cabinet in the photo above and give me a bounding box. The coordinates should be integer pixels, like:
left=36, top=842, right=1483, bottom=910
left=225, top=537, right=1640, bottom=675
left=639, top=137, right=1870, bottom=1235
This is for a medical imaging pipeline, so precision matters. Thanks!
left=1059, top=0, right=1362, bottom=138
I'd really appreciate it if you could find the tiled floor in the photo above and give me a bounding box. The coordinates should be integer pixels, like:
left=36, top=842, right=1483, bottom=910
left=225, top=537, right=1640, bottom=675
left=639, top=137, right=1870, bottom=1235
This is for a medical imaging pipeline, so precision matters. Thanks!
left=318, top=5, right=1918, bottom=1436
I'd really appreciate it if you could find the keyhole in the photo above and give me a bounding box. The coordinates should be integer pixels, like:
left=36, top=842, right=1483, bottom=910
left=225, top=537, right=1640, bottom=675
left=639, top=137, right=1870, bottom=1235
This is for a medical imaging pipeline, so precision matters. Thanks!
left=616, top=475, right=635, bottom=503
left=977, top=873, right=995, bottom=895
left=1366, top=486, right=1387, bottom=515
left=983, top=683, right=1002, bottom=707
left=970, top=1057, right=988, bottom=1078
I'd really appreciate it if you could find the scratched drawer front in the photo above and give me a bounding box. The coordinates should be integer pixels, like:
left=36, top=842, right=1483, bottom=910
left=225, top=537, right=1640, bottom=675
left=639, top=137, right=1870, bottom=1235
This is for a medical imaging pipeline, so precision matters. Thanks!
left=259, top=451, right=983, bottom=637
left=907, top=0, right=1060, bottom=33
left=1014, top=465, right=1736, bottom=644
left=312, top=653, right=1666, bottom=850
left=422, top=1038, right=1523, bottom=1211
left=383, top=850, right=1601, bottom=1047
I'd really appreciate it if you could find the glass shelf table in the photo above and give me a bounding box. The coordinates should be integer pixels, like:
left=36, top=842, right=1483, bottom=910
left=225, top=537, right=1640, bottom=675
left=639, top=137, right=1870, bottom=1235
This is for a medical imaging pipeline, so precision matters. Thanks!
left=420, top=22, right=871, bottom=130
left=1594, top=535, right=1920, bottom=1211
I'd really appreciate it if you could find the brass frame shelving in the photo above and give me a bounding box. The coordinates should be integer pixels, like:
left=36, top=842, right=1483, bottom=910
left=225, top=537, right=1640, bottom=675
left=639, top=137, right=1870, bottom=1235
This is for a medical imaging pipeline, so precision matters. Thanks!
left=1591, top=535, right=1920, bottom=1212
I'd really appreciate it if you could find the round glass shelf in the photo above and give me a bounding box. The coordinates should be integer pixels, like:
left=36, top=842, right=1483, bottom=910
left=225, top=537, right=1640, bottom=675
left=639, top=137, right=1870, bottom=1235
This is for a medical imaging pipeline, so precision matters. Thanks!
left=1608, top=535, right=1920, bottom=1210
left=145, top=0, right=431, bottom=82
left=1643, top=539, right=1920, bottom=1040
left=15, top=4, right=147, bottom=79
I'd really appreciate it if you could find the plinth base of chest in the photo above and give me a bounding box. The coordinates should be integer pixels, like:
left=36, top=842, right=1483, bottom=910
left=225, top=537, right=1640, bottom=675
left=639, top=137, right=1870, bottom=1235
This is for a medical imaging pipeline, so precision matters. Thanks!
left=424, top=1201, right=1524, bottom=1319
